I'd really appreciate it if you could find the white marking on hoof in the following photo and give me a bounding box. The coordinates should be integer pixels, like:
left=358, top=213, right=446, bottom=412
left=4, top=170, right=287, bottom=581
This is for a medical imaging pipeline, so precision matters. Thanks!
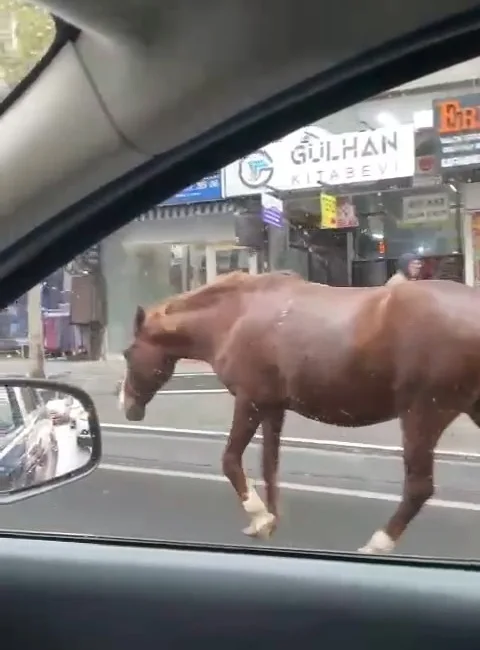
left=242, top=485, right=267, bottom=516
left=357, top=530, right=395, bottom=554
left=243, top=512, right=277, bottom=539
left=241, top=484, right=277, bottom=539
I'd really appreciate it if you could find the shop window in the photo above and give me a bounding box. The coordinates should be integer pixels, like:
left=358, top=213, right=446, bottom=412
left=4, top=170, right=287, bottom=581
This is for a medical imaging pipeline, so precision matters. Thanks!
left=352, top=187, right=462, bottom=261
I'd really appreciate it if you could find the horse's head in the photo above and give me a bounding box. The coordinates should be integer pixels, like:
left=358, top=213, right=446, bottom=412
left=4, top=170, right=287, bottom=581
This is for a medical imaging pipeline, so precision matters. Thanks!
left=119, top=305, right=177, bottom=421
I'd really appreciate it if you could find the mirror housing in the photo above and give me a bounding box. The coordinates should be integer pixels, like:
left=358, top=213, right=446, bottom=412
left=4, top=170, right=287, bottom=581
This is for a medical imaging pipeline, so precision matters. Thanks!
left=0, top=377, right=101, bottom=503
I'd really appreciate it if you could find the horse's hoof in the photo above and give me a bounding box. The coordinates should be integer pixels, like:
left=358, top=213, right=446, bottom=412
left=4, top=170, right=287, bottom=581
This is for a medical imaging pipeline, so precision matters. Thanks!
left=357, top=545, right=376, bottom=554
left=357, top=530, right=395, bottom=555
left=243, top=512, right=277, bottom=539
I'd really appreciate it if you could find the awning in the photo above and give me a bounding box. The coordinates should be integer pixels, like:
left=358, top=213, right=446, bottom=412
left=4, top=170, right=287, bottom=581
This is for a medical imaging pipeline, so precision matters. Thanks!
left=136, top=200, right=237, bottom=221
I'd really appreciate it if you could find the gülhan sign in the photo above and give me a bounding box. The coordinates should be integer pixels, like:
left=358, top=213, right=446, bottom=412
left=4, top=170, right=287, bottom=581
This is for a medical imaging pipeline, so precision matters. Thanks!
left=223, top=124, right=415, bottom=197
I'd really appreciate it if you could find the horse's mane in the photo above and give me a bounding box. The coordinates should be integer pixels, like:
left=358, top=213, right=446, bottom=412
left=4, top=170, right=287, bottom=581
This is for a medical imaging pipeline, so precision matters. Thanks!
left=148, top=270, right=302, bottom=318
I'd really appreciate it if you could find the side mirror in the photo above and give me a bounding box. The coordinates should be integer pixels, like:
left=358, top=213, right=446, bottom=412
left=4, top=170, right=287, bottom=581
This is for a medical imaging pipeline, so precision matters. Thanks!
left=0, top=377, right=101, bottom=503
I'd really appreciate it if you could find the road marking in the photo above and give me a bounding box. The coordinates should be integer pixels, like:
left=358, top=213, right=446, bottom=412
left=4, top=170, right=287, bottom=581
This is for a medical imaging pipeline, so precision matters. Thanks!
left=100, top=429, right=480, bottom=467
left=100, top=422, right=480, bottom=460
left=102, top=423, right=227, bottom=435
left=99, top=463, right=480, bottom=511
left=173, top=372, right=215, bottom=377
left=156, top=389, right=227, bottom=395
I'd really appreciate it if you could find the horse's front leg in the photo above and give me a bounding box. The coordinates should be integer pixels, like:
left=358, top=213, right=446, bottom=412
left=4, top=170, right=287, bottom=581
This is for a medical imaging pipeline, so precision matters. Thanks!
left=221, top=395, right=274, bottom=539
left=357, top=404, right=456, bottom=555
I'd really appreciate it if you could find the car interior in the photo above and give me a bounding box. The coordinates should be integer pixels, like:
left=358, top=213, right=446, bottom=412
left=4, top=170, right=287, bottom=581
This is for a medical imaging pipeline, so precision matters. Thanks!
left=3, top=0, right=480, bottom=648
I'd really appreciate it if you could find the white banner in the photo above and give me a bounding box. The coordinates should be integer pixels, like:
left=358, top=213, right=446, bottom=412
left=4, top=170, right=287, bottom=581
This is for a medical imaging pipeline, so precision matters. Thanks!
left=223, top=124, right=415, bottom=198
left=401, top=192, right=450, bottom=225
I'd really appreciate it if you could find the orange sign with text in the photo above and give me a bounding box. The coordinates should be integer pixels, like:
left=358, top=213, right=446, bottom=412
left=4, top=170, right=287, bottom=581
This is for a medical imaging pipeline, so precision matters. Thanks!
left=436, top=99, right=480, bottom=134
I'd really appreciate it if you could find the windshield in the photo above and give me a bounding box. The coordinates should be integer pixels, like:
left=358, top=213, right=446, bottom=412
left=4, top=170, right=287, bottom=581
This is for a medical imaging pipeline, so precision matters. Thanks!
left=4, top=54, right=480, bottom=559
left=0, top=0, right=55, bottom=97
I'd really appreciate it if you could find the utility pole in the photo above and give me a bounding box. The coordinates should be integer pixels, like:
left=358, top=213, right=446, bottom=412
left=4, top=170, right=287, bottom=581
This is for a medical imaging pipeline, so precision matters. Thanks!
left=27, top=283, right=45, bottom=378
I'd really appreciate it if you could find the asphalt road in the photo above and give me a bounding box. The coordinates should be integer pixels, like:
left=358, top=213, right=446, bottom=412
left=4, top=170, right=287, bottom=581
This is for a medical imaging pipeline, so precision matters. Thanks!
left=3, top=425, right=480, bottom=560
left=99, top=428, right=480, bottom=503
left=1, top=463, right=480, bottom=559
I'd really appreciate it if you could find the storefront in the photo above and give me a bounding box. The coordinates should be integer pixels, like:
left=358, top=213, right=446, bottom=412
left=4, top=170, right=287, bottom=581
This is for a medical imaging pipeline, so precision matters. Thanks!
left=0, top=268, right=78, bottom=358
left=223, top=119, right=467, bottom=286
left=102, top=87, right=480, bottom=356
left=101, top=174, right=261, bottom=356
left=430, top=92, right=480, bottom=287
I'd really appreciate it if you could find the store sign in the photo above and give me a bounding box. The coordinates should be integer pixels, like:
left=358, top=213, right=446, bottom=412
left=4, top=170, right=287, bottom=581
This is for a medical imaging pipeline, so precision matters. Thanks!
left=433, top=94, right=480, bottom=170
left=413, top=128, right=441, bottom=187
left=261, top=193, right=284, bottom=228
left=161, top=172, right=223, bottom=205
left=335, top=196, right=359, bottom=228
left=320, top=193, right=337, bottom=228
left=401, top=192, right=450, bottom=226
left=223, top=125, right=415, bottom=197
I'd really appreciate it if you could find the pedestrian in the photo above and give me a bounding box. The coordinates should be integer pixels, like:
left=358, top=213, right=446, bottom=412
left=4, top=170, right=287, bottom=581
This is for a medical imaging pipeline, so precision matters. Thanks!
left=386, top=253, right=422, bottom=286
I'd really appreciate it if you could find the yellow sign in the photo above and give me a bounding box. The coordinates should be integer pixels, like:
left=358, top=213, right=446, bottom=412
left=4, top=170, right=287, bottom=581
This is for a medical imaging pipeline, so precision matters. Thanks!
left=320, top=193, right=337, bottom=229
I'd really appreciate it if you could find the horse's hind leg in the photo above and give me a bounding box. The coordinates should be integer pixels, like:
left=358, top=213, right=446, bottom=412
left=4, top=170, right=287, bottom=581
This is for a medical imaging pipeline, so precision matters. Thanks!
left=261, top=409, right=285, bottom=516
left=358, top=404, right=457, bottom=554
left=222, top=395, right=275, bottom=539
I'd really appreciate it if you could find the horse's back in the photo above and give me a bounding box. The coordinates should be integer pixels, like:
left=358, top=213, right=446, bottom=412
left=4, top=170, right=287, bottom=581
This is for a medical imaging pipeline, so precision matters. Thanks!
left=219, top=278, right=480, bottom=423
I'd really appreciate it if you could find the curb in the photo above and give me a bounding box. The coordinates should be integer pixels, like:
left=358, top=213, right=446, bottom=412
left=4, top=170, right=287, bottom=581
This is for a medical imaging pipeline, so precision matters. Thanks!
left=100, top=423, right=480, bottom=463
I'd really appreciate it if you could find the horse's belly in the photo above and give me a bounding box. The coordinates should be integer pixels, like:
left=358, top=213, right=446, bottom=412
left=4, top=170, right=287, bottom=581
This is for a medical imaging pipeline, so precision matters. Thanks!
left=287, top=376, right=395, bottom=427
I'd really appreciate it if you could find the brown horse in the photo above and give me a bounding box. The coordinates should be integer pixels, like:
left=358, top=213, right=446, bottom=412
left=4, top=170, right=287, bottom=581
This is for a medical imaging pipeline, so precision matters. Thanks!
left=119, top=270, right=480, bottom=554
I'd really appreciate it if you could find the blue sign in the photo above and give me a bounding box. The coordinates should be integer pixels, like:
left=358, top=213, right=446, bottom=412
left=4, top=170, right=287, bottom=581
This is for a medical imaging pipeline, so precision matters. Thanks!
left=161, top=172, right=223, bottom=205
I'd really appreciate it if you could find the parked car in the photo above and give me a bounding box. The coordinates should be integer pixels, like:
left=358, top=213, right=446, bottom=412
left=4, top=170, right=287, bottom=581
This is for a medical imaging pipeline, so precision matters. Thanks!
left=70, top=398, right=91, bottom=450
left=45, top=393, right=91, bottom=450
left=0, top=382, right=59, bottom=490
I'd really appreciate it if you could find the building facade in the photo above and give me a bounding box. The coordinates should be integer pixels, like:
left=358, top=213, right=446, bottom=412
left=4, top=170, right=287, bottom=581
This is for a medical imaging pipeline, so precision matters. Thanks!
left=101, top=60, right=480, bottom=356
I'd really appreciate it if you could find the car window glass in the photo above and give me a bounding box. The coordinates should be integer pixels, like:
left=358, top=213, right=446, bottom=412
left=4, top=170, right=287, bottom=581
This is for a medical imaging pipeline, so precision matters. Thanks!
left=0, top=386, right=22, bottom=431
left=5, top=55, right=480, bottom=560
left=19, top=386, right=37, bottom=414
left=0, top=0, right=55, bottom=98
left=0, top=386, right=15, bottom=430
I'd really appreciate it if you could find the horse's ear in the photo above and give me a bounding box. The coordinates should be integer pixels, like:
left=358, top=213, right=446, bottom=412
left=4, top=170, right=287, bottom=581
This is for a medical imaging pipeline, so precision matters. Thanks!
left=134, top=306, right=146, bottom=335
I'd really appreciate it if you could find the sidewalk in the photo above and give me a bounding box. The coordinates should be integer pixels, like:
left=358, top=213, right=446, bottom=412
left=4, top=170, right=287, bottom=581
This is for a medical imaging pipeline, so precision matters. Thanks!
left=0, top=357, right=212, bottom=395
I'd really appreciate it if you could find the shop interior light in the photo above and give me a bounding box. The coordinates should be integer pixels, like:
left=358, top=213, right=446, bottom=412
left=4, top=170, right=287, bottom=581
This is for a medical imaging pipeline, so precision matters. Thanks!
left=413, top=109, right=433, bottom=129
left=376, top=112, right=399, bottom=127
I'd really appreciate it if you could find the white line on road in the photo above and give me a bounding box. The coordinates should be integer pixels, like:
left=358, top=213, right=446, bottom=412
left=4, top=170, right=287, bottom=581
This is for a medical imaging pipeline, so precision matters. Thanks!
left=99, top=463, right=480, bottom=511
left=100, top=422, right=480, bottom=460
left=102, top=423, right=227, bottom=435
left=173, top=372, right=215, bottom=377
